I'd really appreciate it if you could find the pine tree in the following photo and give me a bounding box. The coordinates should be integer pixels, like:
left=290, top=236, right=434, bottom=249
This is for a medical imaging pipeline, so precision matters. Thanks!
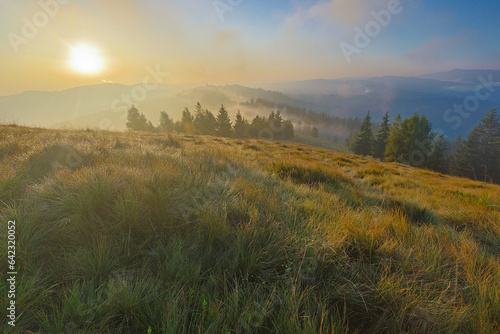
left=385, top=114, right=404, bottom=162
left=195, top=102, right=203, bottom=115
left=275, top=111, right=283, bottom=126
left=451, top=127, right=484, bottom=180
left=158, top=111, right=174, bottom=132
left=233, top=110, right=247, bottom=138
left=272, top=111, right=284, bottom=138
left=451, top=109, right=500, bottom=183
left=479, top=109, right=500, bottom=180
left=352, top=111, right=374, bottom=156
left=126, top=105, right=141, bottom=130
left=374, top=111, right=390, bottom=159
left=426, top=134, right=449, bottom=173
left=384, top=113, right=435, bottom=166
left=181, top=107, right=194, bottom=124
left=193, top=106, right=204, bottom=134
left=348, top=131, right=358, bottom=152
left=193, top=103, right=216, bottom=135
left=248, top=116, right=268, bottom=138
left=203, top=109, right=217, bottom=135
left=126, top=105, right=153, bottom=131
left=450, top=135, right=463, bottom=157
left=268, top=111, right=276, bottom=125
left=193, top=102, right=204, bottom=134
left=283, top=120, right=294, bottom=138
left=181, top=107, right=195, bottom=134
left=311, top=127, right=319, bottom=138
left=401, top=114, right=432, bottom=166
left=215, top=104, right=233, bottom=137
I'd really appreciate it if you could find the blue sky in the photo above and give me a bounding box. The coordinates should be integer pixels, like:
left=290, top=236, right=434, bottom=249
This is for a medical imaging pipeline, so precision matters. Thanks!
left=0, top=0, right=499, bottom=94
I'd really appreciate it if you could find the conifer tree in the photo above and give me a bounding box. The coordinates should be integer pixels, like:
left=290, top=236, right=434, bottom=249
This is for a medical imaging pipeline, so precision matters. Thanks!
left=283, top=120, right=294, bottom=138
left=126, top=105, right=142, bottom=130
left=158, top=111, right=174, bottom=132
left=181, top=107, right=195, bottom=133
left=215, top=104, right=233, bottom=137
left=348, top=131, right=358, bottom=152
left=426, top=134, right=449, bottom=173
left=374, top=111, right=390, bottom=159
left=275, top=111, right=283, bottom=126
left=385, top=113, right=434, bottom=166
left=181, top=107, right=194, bottom=125
left=450, top=135, right=463, bottom=157
left=272, top=111, right=284, bottom=138
left=451, top=109, right=500, bottom=183
left=233, top=110, right=247, bottom=138
left=248, top=116, right=268, bottom=138
left=203, top=109, right=217, bottom=135
left=268, top=111, right=276, bottom=125
left=193, top=103, right=216, bottom=135
left=126, top=105, right=154, bottom=131
left=352, top=111, right=374, bottom=156
left=385, top=114, right=404, bottom=162
left=195, top=102, right=203, bottom=115
left=401, top=114, right=432, bottom=166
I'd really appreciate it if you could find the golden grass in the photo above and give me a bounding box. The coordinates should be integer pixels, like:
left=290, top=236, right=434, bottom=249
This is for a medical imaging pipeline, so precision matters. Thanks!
left=0, top=124, right=499, bottom=333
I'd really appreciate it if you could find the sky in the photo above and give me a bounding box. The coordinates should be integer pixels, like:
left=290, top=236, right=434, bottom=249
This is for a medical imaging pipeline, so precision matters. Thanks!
left=0, top=0, right=499, bottom=95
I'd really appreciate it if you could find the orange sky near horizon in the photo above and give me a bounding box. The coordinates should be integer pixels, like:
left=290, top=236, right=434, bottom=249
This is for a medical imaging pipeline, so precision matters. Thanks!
left=1, top=0, right=498, bottom=96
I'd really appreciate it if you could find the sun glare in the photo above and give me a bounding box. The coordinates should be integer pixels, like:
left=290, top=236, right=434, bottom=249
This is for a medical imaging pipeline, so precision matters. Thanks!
left=69, top=44, right=104, bottom=74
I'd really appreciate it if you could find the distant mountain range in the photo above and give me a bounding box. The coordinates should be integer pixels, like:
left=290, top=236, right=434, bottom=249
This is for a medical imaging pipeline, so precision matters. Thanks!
left=1, top=69, right=499, bottom=139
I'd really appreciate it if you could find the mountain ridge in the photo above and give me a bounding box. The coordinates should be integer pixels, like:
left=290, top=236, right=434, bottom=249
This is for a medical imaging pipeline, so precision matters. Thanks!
left=1, top=70, right=499, bottom=139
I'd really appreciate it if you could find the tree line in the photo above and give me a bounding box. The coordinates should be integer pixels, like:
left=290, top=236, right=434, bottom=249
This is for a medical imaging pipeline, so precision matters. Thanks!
left=125, top=101, right=498, bottom=184
left=126, top=102, right=294, bottom=139
left=350, top=109, right=500, bottom=184
left=243, top=98, right=364, bottom=134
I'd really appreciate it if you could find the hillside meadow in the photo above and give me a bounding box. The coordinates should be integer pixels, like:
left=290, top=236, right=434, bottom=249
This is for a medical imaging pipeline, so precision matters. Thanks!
left=0, top=124, right=499, bottom=333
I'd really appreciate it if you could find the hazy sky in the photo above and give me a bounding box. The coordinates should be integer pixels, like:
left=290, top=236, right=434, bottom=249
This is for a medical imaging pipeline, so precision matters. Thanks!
left=1, top=0, right=499, bottom=95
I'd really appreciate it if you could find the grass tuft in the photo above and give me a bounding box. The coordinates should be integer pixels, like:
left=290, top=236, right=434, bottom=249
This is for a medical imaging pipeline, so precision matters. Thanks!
left=24, top=144, right=93, bottom=179
left=271, top=161, right=353, bottom=188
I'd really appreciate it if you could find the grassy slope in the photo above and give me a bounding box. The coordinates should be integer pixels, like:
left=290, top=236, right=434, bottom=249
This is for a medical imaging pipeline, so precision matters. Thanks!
left=0, top=124, right=499, bottom=333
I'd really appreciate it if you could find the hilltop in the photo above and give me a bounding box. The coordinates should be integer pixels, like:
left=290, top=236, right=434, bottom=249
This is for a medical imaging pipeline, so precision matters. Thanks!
left=1, top=125, right=499, bottom=333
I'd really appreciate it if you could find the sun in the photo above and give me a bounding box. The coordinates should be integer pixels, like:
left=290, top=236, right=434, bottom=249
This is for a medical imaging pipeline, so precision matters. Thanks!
left=69, top=44, right=104, bottom=74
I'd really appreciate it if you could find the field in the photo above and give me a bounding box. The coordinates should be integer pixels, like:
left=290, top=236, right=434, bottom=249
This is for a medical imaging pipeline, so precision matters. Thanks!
left=1, top=124, right=499, bottom=333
